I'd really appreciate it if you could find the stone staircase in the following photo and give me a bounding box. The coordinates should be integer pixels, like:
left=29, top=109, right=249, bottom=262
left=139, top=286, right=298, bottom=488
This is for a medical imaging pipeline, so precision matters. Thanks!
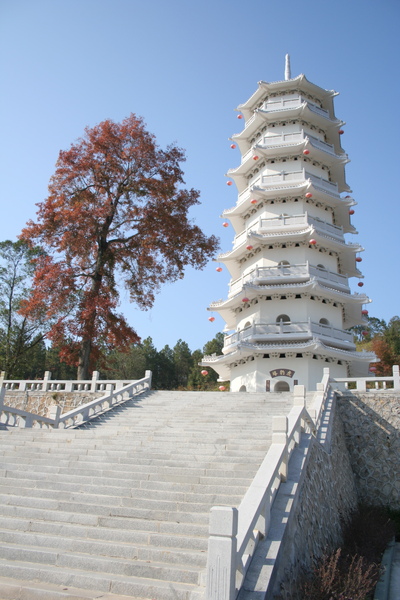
left=0, top=390, right=293, bottom=600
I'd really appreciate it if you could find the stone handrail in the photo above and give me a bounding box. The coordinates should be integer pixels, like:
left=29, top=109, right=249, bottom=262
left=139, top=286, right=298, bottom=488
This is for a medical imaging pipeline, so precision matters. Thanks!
left=206, top=373, right=331, bottom=600
left=331, top=365, right=400, bottom=392
left=0, top=371, right=152, bottom=429
left=0, top=370, right=133, bottom=393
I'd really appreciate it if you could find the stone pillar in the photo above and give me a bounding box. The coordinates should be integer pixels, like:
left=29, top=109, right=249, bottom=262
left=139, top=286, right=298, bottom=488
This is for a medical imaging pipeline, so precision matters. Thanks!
left=272, top=416, right=288, bottom=482
left=393, top=365, right=400, bottom=390
left=206, top=506, right=238, bottom=600
left=91, top=371, right=100, bottom=392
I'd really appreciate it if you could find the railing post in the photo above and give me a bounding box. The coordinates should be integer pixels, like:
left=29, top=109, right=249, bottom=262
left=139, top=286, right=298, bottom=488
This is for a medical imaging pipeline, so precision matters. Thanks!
left=206, top=506, right=238, bottom=600
left=0, top=372, right=5, bottom=410
left=91, top=371, right=100, bottom=392
left=43, top=371, right=52, bottom=391
left=47, top=405, right=61, bottom=428
left=272, top=416, right=288, bottom=482
left=393, top=365, right=400, bottom=390
left=145, top=370, right=152, bottom=389
left=356, top=378, right=367, bottom=392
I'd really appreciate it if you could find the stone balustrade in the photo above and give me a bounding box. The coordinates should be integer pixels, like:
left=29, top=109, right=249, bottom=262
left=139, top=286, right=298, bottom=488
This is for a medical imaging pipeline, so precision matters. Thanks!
left=331, top=365, right=400, bottom=391
left=0, top=370, right=133, bottom=393
left=0, top=371, right=152, bottom=429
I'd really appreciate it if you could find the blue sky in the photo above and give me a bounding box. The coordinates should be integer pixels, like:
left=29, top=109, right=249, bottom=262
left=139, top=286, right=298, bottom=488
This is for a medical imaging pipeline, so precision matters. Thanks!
left=1, top=0, right=399, bottom=353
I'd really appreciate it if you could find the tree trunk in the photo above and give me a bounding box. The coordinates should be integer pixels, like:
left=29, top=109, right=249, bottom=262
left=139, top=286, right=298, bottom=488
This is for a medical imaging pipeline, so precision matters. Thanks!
left=77, top=338, right=91, bottom=380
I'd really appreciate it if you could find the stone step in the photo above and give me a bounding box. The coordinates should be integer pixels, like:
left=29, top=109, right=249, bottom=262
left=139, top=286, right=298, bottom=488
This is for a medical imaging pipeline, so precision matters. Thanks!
left=1, top=474, right=250, bottom=496
left=0, top=450, right=264, bottom=467
left=0, top=498, right=211, bottom=524
left=2, top=469, right=254, bottom=488
left=0, top=516, right=209, bottom=553
left=0, top=482, right=243, bottom=506
left=0, top=576, right=147, bottom=600
left=0, top=559, right=199, bottom=600
left=0, top=545, right=203, bottom=585
left=0, top=529, right=208, bottom=567
left=0, top=459, right=262, bottom=479
left=0, top=510, right=209, bottom=551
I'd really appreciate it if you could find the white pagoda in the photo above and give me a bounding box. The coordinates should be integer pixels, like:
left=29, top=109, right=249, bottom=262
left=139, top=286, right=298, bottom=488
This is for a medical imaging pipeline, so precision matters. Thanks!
left=202, top=57, right=376, bottom=393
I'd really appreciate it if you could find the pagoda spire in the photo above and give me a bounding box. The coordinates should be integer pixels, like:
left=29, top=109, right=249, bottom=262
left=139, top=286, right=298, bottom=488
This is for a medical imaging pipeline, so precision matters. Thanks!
left=285, top=54, right=291, bottom=80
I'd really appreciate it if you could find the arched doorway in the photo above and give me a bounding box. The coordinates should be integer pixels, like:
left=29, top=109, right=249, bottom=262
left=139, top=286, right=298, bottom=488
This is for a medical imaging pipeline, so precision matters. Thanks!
left=274, top=381, right=290, bottom=392
left=239, top=385, right=247, bottom=392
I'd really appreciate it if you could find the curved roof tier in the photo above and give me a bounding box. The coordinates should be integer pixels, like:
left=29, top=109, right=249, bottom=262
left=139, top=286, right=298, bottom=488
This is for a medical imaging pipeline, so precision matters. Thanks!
left=232, top=102, right=343, bottom=150
left=208, top=279, right=370, bottom=330
left=201, top=338, right=376, bottom=381
left=237, top=74, right=338, bottom=120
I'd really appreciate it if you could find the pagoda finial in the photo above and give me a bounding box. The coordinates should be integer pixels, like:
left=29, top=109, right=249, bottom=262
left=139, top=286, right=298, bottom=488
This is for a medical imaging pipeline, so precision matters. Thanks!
left=285, top=54, right=291, bottom=80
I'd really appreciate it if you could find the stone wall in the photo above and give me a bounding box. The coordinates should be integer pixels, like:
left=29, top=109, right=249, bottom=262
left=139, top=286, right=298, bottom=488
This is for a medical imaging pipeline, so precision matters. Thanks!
left=272, top=403, right=358, bottom=598
left=336, top=391, right=400, bottom=510
left=3, top=391, right=104, bottom=417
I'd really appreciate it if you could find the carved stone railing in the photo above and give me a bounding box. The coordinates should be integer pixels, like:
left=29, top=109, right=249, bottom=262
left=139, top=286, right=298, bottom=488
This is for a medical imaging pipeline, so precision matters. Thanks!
left=331, top=365, right=400, bottom=392
left=1, top=370, right=133, bottom=393
left=205, top=371, right=331, bottom=600
left=0, top=371, right=152, bottom=429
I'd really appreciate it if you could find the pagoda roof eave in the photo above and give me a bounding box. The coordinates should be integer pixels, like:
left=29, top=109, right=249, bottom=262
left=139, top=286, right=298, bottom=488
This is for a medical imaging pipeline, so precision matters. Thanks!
left=209, top=280, right=370, bottom=313
left=202, top=339, right=376, bottom=369
left=237, top=74, right=338, bottom=116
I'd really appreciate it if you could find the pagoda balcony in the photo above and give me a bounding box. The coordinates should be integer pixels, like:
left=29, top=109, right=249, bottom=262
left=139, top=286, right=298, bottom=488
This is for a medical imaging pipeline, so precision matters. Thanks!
left=232, top=97, right=342, bottom=148
left=262, top=96, right=330, bottom=119
left=260, top=169, right=339, bottom=195
left=228, top=262, right=350, bottom=297
left=223, top=319, right=355, bottom=352
left=232, top=212, right=344, bottom=248
left=240, top=131, right=344, bottom=165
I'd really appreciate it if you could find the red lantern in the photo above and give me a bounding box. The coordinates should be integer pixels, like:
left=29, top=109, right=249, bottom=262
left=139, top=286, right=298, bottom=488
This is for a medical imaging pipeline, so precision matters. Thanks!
left=309, top=239, right=317, bottom=245
left=222, top=222, right=229, bottom=228
left=358, top=282, right=364, bottom=287
left=227, top=181, right=233, bottom=186
left=201, top=370, right=208, bottom=376
left=303, top=149, right=310, bottom=155
left=208, top=317, right=215, bottom=322
left=349, top=209, right=355, bottom=215
left=250, top=199, right=257, bottom=204
left=369, top=366, right=377, bottom=372
left=305, top=192, right=313, bottom=198
left=356, top=257, right=362, bottom=262
left=216, top=267, right=223, bottom=272
left=242, top=297, right=249, bottom=303
left=338, top=129, right=344, bottom=134
left=362, top=331, right=369, bottom=337
left=237, top=114, right=243, bottom=119
left=246, top=245, right=253, bottom=250
left=253, top=155, right=259, bottom=161
left=362, top=310, right=369, bottom=315
left=230, top=144, right=236, bottom=149
left=219, top=386, right=226, bottom=391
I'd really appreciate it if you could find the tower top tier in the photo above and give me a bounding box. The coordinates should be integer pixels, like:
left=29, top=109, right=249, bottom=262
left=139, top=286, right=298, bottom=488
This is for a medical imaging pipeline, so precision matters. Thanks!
left=237, top=73, right=339, bottom=123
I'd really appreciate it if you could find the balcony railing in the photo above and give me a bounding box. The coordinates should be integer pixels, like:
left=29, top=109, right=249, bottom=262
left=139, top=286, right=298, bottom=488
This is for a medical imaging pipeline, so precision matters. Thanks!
left=223, top=320, right=354, bottom=350
left=228, top=262, right=349, bottom=296
left=231, top=212, right=343, bottom=249
left=260, top=169, right=338, bottom=196
left=262, top=96, right=330, bottom=119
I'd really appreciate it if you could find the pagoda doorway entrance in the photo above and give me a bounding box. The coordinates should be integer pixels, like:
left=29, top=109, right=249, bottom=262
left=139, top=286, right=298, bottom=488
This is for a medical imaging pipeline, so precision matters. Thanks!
left=274, top=381, right=290, bottom=392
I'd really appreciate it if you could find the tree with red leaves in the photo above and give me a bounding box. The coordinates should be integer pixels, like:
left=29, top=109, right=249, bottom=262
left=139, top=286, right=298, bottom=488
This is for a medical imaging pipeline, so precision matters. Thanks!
left=21, top=115, right=219, bottom=379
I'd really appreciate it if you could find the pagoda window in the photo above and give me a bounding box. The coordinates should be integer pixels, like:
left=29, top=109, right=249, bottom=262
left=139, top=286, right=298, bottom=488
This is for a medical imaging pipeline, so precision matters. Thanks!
left=319, top=318, right=329, bottom=325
